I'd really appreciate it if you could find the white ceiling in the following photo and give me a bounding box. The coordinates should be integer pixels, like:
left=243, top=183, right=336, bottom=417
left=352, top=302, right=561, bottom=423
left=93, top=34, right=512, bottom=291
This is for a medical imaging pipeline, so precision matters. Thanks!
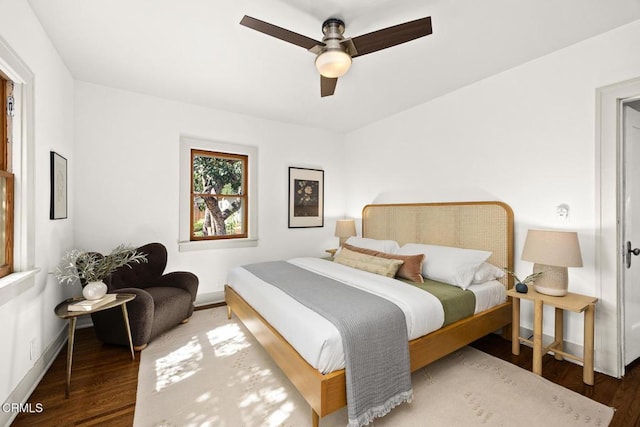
left=27, top=0, right=640, bottom=133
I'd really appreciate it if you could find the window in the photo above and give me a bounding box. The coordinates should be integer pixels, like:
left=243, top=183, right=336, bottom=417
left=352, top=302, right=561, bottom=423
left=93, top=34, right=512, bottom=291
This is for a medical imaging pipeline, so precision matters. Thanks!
left=179, top=137, right=258, bottom=251
left=0, top=35, right=37, bottom=289
left=190, top=150, right=248, bottom=240
left=0, top=76, right=14, bottom=279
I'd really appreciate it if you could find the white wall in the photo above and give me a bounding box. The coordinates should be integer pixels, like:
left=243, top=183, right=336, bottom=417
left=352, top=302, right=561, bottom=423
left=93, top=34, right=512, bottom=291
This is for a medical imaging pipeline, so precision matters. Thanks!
left=74, top=82, right=346, bottom=301
left=344, top=19, right=640, bottom=375
left=0, top=0, right=75, bottom=415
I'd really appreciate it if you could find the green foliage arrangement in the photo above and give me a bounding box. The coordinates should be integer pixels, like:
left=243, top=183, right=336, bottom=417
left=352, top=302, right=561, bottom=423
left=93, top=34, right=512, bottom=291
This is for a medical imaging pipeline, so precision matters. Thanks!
left=55, top=244, right=147, bottom=285
left=503, top=268, right=544, bottom=285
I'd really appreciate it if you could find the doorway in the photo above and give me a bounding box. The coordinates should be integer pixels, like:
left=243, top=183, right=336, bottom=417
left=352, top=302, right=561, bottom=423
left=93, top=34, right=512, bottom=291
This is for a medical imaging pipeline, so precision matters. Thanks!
left=596, top=77, right=640, bottom=378
left=622, top=99, right=640, bottom=369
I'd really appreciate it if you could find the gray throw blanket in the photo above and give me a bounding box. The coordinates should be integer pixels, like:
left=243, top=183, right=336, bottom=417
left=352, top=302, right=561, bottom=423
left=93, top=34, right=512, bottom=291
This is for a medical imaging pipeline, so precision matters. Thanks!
left=243, top=261, right=413, bottom=427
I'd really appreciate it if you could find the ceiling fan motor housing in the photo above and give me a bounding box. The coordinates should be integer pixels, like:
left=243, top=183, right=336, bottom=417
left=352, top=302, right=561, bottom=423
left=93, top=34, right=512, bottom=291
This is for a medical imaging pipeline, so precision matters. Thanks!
left=322, top=18, right=345, bottom=36
left=321, top=18, right=346, bottom=50
left=316, top=18, right=352, bottom=78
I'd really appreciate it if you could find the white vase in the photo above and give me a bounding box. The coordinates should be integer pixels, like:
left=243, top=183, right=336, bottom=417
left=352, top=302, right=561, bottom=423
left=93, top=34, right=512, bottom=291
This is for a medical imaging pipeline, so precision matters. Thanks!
left=83, top=281, right=108, bottom=300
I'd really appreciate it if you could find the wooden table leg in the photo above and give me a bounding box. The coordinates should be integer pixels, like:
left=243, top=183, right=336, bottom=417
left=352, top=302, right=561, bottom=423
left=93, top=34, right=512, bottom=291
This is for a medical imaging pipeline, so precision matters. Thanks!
left=65, top=317, right=77, bottom=399
left=533, top=299, right=543, bottom=376
left=583, top=303, right=596, bottom=385
left=554, top=307, right=564, bottom=361
left=312, top=407, right=319, bottom=427
left=511, top=296, right=521, bottom=355
left=121, top=303, right=135, bottom=360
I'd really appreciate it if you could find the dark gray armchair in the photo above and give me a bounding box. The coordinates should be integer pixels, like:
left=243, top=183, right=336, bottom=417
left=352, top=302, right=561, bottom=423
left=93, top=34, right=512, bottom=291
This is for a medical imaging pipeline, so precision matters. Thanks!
left=90, top=242, right=199, bottom=350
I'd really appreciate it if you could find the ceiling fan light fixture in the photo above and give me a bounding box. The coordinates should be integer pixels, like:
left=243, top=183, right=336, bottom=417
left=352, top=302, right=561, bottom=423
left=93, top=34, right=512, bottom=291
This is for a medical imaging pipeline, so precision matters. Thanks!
left=315, top=49, right=352, bottom=78
left=240, top=14, right=433, bottom=96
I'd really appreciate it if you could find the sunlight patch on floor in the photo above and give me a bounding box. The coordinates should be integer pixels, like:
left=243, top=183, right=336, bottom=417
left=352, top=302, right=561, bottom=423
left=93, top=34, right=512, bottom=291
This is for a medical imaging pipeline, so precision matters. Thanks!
left=206, top=323, right=250, bottom=357
left=154, top=338, right=203, bottom=392
left=196, top=391, right=211, bottom=403
left=142, top=310, right=303, bottom=426
left=264, top=401, right=295, bottom=426
left=235, top=365, right=297, bottom=427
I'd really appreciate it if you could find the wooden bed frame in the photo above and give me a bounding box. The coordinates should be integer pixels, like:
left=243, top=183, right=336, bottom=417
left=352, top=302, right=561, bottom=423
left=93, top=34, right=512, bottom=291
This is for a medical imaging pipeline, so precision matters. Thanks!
left=225, top=201, right=514, bottom=426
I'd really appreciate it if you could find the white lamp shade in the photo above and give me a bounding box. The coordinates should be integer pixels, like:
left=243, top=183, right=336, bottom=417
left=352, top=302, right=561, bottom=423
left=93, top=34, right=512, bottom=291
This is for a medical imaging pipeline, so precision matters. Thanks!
left=521, top=229, right=583, bottom=267
left=315, top=50, right=352, bottom=78
left=335, top=219, right=356, bottom=238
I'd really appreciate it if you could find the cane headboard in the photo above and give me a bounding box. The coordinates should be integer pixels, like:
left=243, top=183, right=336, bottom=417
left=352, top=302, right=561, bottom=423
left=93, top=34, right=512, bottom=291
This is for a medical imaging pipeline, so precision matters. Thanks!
left=362, top=202, right=514, bottom=289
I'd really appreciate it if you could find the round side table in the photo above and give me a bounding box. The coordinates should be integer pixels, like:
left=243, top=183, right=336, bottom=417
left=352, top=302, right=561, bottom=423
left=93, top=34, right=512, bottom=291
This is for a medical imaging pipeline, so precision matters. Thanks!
left=54, top=293, right=136, bottom=398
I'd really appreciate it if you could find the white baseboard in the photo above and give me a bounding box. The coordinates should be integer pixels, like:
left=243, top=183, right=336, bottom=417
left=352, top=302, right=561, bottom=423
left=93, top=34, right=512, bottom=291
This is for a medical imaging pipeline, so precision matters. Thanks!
left=195, top=290, right=224, bottom=307
left=1, top=325, right=67, bottom=427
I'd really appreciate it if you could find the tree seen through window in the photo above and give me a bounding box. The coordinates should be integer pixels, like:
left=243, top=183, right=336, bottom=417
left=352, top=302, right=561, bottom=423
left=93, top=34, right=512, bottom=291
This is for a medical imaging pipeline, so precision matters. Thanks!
left=191, top=150, right=248, bottom=240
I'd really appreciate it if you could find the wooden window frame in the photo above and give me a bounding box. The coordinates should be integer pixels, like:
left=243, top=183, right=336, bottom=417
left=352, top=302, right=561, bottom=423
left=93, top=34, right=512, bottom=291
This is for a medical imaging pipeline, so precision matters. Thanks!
left=0, top=170, right=14, bottom=277
left=190, top=149, right=248, bottom=241
left=0, top=78, right=5, bottom=171
left=0, top=76, right=14, bottom=278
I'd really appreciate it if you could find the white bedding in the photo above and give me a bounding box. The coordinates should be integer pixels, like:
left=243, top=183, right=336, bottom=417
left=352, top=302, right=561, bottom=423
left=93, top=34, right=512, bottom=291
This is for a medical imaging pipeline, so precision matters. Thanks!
left=227, top=257, right=506, bottom=374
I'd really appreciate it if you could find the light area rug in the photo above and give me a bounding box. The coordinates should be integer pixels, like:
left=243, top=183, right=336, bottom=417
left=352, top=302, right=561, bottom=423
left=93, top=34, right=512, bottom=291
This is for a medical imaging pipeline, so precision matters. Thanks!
left=134, top=307, right=614, bottom=427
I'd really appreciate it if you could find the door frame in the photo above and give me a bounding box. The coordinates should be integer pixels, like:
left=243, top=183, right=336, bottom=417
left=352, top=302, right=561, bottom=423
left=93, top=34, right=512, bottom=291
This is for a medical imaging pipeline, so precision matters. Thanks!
left=596, top=77, right=640, bottom=378
left=620, top=99, right=640, bottom=367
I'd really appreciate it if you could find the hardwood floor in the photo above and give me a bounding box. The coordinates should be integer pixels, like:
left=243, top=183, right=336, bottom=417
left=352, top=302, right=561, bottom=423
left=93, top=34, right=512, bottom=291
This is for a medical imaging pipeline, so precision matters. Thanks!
left=11, top=316, right=640, bottom=426
left=11, top=325, right=139, bottom=427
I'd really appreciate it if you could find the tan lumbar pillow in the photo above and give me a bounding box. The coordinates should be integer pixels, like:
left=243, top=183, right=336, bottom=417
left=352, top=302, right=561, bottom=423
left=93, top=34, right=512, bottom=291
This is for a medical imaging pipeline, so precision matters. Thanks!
left=342, top=243, right=424, bottom=283
left=334, top=247, right=404, bottom=278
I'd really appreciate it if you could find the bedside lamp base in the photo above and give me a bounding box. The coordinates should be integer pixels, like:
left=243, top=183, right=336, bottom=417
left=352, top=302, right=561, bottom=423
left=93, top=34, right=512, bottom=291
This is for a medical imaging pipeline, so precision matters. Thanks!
left=532, top=263, right=569, bottom=296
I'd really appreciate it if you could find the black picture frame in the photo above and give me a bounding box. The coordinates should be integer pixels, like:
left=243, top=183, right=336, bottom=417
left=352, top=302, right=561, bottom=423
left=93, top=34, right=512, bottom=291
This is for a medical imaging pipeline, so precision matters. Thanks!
left=50, top=151, right=67, bottom=220
left=288, top=167, right=324, bottom=228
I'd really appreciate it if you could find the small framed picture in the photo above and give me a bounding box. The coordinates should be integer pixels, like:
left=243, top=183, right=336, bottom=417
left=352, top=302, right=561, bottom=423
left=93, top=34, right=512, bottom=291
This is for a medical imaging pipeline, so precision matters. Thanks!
left=50, top=151, right=67, bottom=220
left=288, top=167, right=324, bottom=228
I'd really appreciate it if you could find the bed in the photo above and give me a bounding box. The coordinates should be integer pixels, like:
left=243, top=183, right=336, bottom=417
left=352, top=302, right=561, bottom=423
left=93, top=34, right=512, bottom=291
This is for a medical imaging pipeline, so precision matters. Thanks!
left=225, top=201, right=514, bottom=426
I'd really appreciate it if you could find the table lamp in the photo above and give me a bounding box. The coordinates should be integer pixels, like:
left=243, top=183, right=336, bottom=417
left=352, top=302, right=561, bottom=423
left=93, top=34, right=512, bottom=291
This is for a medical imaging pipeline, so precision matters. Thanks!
left=335, top=219, right=356, bottom=247
left=521, top=229, right=583, bottom=296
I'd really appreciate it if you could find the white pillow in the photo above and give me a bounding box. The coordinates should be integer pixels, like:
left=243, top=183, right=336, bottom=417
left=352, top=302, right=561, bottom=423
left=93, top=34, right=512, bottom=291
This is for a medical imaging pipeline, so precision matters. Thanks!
left=472, top=262, right=505, bottom=284
left=397, top=243, right=491, bottom=289
left=344, top=236, right=400, bottom=254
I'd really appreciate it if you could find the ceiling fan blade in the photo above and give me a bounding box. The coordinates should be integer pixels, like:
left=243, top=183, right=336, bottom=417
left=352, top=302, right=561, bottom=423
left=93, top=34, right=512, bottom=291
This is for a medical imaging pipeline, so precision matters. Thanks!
left=240, top=15, right=324, bottom=51
left=320, top=76, right=338, bottom=97
left=348, top=17, right=432, bottom=58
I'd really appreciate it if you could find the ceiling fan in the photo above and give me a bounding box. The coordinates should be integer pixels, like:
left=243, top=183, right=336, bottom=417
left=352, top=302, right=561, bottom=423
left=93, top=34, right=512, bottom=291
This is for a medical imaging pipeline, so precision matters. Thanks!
left=240, top=15, right=433, bottom=97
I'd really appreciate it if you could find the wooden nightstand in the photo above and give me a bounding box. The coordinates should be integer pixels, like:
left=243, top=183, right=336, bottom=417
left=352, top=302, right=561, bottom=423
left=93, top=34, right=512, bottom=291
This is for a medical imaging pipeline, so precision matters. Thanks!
left=507, top=285, right=598, bottom=385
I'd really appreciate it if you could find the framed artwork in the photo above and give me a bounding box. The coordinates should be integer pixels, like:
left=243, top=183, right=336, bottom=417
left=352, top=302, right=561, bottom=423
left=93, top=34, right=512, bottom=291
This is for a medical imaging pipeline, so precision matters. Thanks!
left=50, top=151, right=67, bottom=220
left=288, top=167, right=324, bottom=228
